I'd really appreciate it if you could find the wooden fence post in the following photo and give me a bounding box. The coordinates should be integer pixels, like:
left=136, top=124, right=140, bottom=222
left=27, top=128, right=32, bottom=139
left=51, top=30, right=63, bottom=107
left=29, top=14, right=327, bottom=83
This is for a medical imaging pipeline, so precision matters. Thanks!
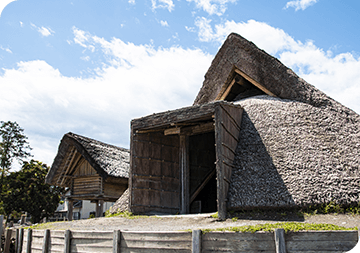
left=0, top=215, right=4, bottom=235
left=192, top=229, right=201, bottom=253
left=17, top=228, right=24, bottom=253
left=64, top=230, right=71, bottom=253
left=42, top=229, right=50, bottom=253
left=15, top=228, right=19, bottom=253
left=4, top=229, right=12, bottom=253
left=274, top=228, right=286, bottom=253
left=0, top=215, right=3, bottom=248
left=113, top=230, right=121, bottom=253
left=26, top=228, right=32, bottom=253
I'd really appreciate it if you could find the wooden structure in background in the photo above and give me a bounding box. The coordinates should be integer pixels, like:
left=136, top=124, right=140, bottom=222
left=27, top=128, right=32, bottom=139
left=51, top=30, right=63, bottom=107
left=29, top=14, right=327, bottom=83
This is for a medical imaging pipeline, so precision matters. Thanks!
left=46, top=132, right=129, bottom=220
left=130, top=101, right=243, bottom=219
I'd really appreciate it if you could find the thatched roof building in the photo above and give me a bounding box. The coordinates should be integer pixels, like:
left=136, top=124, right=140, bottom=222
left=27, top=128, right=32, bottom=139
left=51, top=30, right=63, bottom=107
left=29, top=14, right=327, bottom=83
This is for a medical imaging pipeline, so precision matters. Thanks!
left=46, top=132, right=129, bottom=219
left=128, top=33, right=360, bottom=219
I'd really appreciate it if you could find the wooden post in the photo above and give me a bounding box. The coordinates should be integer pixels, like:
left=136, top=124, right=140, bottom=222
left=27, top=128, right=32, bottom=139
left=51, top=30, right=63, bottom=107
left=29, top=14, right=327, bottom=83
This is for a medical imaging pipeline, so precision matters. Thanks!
left=15, top=228, right=19, bottom=253
left=274, top=228, right=286, bottom=253
left=26, top=228, right=32, bottom=253
left=42, top=229, right=50, bottom=253
left=17, top=228, right=24, bottom=253
left=192, top=229, right=201, bottom=253
left=64, top=230, right=71, bottom=253
left=0, top=215, right=4, bottom=247
left=96, top=200, right=104, bottom=217
left=67, top=199, right=73, bottom=221
left=180, top=135, right=190, bottom=214
left=0, top=215, right=4, bottom=235
left=113, top=230, right=121, bottom=253
left=4, top=229, right=12, bottom=253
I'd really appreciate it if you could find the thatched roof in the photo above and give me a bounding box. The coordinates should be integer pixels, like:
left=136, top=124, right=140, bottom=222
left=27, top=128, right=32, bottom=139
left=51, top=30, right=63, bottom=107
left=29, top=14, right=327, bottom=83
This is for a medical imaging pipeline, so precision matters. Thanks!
left=229, top=95, right=360, bottom=209
left=46, top=132, right=130, bottom=186
left=194, top=33, right=360, bottom=209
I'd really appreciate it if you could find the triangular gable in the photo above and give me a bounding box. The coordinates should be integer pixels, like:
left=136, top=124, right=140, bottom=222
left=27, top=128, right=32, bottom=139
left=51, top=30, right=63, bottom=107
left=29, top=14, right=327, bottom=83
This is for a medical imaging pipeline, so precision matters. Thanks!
left=194, top=33, right=337, bottom=110
left=46, top=132, right=130, bottom=187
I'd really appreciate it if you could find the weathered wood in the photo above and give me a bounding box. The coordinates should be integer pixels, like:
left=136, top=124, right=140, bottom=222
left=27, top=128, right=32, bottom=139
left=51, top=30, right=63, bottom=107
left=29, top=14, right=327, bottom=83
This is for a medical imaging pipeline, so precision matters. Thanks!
left=120, top=249, right=189, bottom=253
left=164, top=127, right=181, bottom=135
left=17, top=228, right=24, bottom=253
left=64, top=230, right=71, bottom=253
left=121, top=231, right=191, bottom=241
left=113, top=230, right=121, bottom=253
left=0, top=215, right=4, bottom=238
left=190, top=169, right=216, bottom=203
left=180, top=135, right=190, bottom=214
left=286, top=240, right=357, bottom=251
left=192, top=230, right=201, bottom=253
left=202, top=239, right=276, bottom=251
left=234, top=68, right=276, bottom=97
left=96, top=199, right=104, bottom=217
left=42, top=229, right=50, bottom=253
left=285, top=230, right=358, bottom=241
left=67, top=199, right=73, bottom=221
left=202, top=231, right=274, bottom=241
left=15, top=228, right=19, bottom=253
left=4, top=229, right=12, bottom=253
left=274, top=228, right=286, bottom=253
left=26, top=228, right=32, bottom=253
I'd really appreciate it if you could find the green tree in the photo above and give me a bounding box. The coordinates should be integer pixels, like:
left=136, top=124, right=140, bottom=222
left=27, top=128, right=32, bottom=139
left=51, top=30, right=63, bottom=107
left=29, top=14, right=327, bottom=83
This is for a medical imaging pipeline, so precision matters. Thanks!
left=1, top=160, right=64, bottom=223
left=0, top=121, right=32, bottom=177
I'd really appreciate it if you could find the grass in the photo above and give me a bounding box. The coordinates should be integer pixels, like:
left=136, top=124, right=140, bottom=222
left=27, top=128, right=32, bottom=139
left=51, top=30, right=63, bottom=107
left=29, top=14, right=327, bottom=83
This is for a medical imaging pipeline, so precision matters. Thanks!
left=105, top=210, right=149, bottom=219
left=201, top=222, right=358, bottom=234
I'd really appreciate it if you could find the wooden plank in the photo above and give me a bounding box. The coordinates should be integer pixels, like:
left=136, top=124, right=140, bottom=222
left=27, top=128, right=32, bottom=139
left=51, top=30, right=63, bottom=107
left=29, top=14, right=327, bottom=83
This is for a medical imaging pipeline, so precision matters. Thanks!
left=202, top=240, right=275, bottom=251
left=113, top=230, right=121, bottom=253
left=120, top=249, right=189, bottom=253
left=274, top=229, right=286, bottom=253
left=192, top=230, right=201, bottom=253
left=121, top=231, right=191, bottom=241
left=285, top=230, right=358, bottom=241
left=70, top=244, right=113, bottom=253
left=164, top=127, right=181, bottom=135
left=120, top=240, right=191, bottom=249
left=202, top=232, right=274, bottom=241
left=71, top=231, right=113, bottom=239
left=286, top=240, right=357, bottom=251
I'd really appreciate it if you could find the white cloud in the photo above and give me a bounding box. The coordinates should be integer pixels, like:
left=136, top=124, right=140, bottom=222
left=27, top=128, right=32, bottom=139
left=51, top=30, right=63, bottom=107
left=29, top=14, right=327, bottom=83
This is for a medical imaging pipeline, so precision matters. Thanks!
left=0, top=45, right=12, bottom=53
left=187, top=0, right=237, bottom=16
left=284, top=0, right=318, bottom=11
left=31, top=23, right=55, bottom=37
left=0, top=0, right=17, bottom=18
left=160, top=20, right=169, bottom=27
left=0, top=29, right=212, bottom=167
left=194, top=18, right=360, bottom=114
left=151, top=0, right=174, bottom=12
left=128, top=0, right=135, bottom=4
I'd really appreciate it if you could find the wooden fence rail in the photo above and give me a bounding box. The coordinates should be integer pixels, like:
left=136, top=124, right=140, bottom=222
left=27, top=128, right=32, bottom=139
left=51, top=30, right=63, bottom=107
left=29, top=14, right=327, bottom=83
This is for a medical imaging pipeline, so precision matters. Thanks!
left=1, top=226, right=358, bottom=253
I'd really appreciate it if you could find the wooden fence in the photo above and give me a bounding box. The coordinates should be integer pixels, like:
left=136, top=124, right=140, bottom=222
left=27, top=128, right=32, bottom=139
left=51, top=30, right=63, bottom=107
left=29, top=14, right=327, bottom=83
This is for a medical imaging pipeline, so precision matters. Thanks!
left=1, top=226, right=358, bottom=253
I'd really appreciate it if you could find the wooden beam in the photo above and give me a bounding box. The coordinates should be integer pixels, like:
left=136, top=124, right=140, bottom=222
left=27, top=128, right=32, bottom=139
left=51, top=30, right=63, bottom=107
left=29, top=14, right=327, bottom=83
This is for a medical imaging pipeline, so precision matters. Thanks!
left=190, top=169, right=216, bottom=203
left=234, top=68, right=276, bottom=97
left=180, top=135, right=190, bottom=214
left=274, top=228, right=286, bottom=253
left=164, top=127, right=181, bottom=135
left=67, top=199, right=73, bottom=221
left=216, top=77, right=236, bottom=100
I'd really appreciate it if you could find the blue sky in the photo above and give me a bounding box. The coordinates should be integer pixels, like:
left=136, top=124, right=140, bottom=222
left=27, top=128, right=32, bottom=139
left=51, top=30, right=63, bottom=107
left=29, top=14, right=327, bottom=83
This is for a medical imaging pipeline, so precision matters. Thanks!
left=1, top=0, right=359, bottom=170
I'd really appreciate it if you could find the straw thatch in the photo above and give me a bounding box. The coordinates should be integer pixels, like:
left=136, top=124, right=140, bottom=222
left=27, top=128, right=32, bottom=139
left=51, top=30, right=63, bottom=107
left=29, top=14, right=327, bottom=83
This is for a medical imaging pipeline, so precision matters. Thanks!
left=46, top=132, right=130, bottom=186
left=194, top=33, right=360, bottom=209
left=228, top=95, right=360, bottom=209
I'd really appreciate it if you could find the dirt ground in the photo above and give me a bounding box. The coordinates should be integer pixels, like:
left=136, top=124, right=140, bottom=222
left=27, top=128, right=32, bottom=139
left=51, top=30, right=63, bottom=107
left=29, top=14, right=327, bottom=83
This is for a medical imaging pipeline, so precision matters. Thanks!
left=36, top=211, right=360, bottom=232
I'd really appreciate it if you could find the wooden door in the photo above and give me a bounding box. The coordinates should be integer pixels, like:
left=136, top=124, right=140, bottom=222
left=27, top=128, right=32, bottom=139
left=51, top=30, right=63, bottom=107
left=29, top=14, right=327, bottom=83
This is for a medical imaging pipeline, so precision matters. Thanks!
left=214, top=103, right=243, bottom=219
left=130, top=131, right=180, bottom=214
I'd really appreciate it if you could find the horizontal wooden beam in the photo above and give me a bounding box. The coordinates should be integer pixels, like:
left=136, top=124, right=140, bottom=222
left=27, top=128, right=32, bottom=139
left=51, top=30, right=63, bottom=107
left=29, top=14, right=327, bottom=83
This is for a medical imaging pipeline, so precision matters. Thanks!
left=164, top=127, right=181, bottom=135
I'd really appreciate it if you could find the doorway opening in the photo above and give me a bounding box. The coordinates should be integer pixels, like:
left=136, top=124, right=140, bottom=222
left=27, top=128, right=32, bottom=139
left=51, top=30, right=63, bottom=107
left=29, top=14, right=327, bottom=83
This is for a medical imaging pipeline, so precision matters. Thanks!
left=189, top=132, right=217, bottom=213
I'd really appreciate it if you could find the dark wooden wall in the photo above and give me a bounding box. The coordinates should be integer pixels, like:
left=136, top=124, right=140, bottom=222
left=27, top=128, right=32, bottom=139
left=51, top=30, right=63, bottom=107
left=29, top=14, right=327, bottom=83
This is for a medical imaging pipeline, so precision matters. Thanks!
left=131, top=131, right=180, bottom=214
